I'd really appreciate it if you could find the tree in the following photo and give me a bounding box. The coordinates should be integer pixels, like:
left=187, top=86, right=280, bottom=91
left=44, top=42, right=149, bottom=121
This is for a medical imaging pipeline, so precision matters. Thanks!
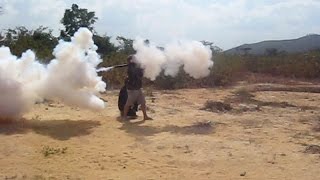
left=59, top=4, right=117, bottom=56
left=60, top=4, right=98, bottom=40
left=116, top=36, right=135, bottom=54
left=93, top=34, right=118, bottom=57
left=201, top=40, right=223, bottom=55
left=0, top=26, right=58, bottom=63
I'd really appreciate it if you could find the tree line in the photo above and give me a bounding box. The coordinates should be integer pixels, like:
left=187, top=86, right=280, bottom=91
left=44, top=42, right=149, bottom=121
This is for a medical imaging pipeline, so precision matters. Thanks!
left=0, top=4, right=137, bottom=63
left=1, top=4, right=319, bottom=89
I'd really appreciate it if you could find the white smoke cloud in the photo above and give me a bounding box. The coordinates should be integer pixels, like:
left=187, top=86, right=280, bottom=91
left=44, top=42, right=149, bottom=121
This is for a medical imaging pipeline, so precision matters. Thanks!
left=0, top=28, right=106, bottom=121
left=132, top=39, right=213, bottom=80
left=133, top=39, right=167, bottom=81
left=0, top=71, right=29, bottom=120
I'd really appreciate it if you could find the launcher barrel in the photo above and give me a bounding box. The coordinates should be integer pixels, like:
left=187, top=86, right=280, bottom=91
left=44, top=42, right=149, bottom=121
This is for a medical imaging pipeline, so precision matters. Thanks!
left=112, top=64, right=128, bottom=68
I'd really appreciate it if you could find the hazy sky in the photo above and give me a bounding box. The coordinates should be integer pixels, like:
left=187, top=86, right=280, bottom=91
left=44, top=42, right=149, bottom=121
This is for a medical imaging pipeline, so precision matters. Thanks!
left=0, top=0, right=319, bottom=50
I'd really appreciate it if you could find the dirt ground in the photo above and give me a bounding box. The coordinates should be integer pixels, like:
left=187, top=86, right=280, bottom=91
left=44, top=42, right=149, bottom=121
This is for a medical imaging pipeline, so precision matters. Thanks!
left=0, top=82, right=320, bottom=180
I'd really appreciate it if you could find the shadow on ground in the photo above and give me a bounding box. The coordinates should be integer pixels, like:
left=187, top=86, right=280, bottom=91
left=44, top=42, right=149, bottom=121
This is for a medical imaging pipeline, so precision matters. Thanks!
left=199, top=88, right=320, bottom=114
left=118, top=117, right=215, bottom=137
left=0, top=119, right=101, bottom=140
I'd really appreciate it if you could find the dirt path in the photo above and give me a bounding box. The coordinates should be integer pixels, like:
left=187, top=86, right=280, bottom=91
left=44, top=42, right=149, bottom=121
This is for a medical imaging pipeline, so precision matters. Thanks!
left=0, top=85, right=319, bottom=179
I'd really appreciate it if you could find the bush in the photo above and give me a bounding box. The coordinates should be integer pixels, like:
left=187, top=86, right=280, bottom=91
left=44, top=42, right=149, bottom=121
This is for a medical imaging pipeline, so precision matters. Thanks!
left=245, top=50, right=320, bottom=78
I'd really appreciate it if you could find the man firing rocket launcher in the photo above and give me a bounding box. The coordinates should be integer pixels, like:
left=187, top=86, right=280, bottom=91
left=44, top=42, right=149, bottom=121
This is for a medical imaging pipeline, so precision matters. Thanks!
left=97, top=55, right=152, bottom=121
left=97, top=63, right=138, bottom=118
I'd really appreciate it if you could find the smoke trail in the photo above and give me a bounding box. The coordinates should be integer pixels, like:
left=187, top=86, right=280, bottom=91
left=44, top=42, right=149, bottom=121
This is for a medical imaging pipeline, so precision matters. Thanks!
left=0, top=28, right=106, bottom=121
left=132, top=39, right=213, bottom=80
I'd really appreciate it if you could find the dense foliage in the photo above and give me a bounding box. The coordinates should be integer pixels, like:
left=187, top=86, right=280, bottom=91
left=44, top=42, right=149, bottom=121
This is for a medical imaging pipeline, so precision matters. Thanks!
left=0, top=26, right=58, bottom=63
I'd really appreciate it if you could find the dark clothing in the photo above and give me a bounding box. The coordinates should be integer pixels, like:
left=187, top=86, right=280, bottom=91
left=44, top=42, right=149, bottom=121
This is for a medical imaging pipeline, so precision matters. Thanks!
left=118, top=84, right=138, bottom=117
left=127, top=62, right=143, bottom=90
left=118, top=85, right=128, bottom=112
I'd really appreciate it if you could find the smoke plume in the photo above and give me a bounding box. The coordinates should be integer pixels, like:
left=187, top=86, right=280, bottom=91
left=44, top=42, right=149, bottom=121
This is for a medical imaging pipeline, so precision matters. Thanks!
left=0, top=28, right=106, bottom=121
left=133, top=39, right=213, bottom=80
left=0, top=27, right=214, bottom=121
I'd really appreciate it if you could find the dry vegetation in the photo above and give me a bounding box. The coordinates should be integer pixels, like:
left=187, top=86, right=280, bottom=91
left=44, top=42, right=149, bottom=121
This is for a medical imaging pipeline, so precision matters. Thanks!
left=102, top=50, right=320, bottom=90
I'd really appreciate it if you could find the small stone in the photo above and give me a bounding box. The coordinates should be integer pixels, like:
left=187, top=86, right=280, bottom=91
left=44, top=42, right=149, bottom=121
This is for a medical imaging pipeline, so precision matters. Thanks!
left=240, top=172, right=246, bottom=176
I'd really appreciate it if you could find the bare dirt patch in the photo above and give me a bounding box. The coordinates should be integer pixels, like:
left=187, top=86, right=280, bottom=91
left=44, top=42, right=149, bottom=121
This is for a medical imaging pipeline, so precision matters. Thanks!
left=1, top=83, right=320, bottom=179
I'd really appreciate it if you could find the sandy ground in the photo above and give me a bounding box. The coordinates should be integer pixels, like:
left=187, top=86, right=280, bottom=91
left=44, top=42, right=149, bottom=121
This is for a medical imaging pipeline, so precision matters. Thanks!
left=0, top=83, right=320, bottom=180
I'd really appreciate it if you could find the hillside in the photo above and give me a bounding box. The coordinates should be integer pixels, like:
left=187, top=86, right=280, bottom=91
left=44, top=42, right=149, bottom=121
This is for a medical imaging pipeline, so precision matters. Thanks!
left=225, top=34, right=320, bottom=55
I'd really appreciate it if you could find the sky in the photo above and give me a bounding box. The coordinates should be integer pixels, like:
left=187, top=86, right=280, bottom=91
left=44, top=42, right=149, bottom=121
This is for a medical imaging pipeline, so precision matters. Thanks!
left=0, top=0, right=319, bottom=50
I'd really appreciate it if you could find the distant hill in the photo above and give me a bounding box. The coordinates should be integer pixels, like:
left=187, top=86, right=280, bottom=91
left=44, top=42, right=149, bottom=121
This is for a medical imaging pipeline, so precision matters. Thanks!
left=225, top=34, right=320, bottom=55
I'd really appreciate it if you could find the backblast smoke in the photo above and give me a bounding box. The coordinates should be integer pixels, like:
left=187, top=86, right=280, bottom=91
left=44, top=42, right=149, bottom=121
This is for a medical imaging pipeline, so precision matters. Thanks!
left=0, top=28, right=106, bottom=121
